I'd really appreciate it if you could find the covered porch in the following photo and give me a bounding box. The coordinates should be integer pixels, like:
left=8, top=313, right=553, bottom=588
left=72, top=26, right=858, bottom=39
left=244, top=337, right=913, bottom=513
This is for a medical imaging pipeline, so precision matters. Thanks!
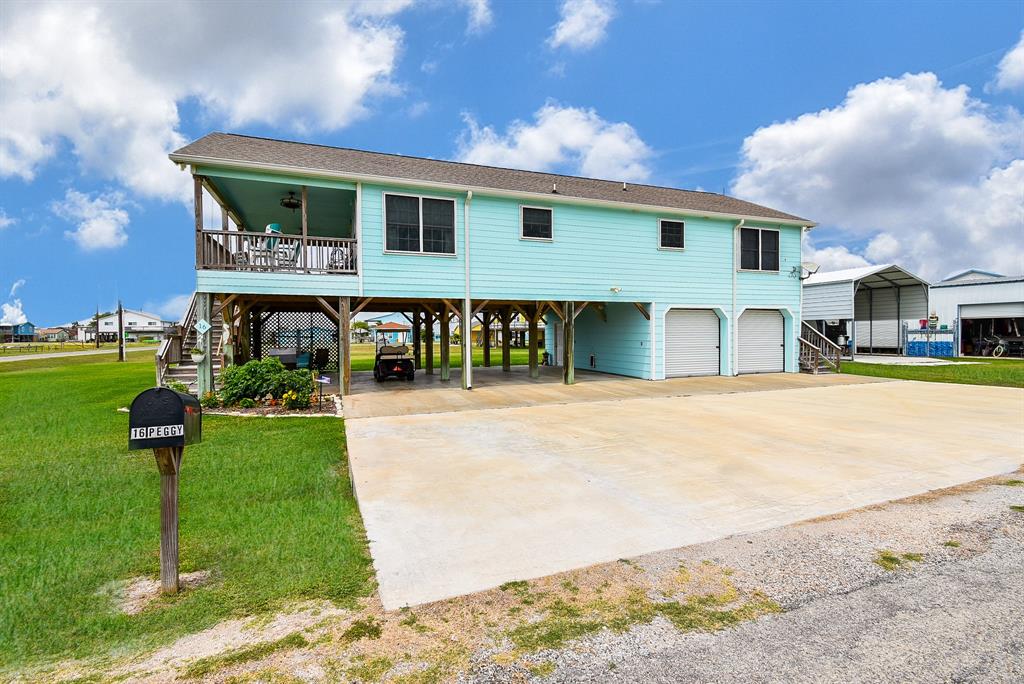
left=187, top=293, right=642, bottom=398
left=192, top=171, right=358, bottom=275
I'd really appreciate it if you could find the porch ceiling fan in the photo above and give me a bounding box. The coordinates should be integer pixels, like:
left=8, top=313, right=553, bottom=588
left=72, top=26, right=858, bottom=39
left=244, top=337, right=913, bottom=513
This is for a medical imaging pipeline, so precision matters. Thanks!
left=280, top=191, right=302, bottom=212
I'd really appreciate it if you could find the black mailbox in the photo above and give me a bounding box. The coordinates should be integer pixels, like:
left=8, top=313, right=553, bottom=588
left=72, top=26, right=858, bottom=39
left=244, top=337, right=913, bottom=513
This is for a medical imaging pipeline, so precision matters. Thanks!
left=128, top=388, right=202, bottom=451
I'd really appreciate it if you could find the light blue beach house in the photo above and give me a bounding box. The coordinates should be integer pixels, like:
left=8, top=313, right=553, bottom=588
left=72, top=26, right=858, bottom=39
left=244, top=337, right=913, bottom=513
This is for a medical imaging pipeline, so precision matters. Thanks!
left=160, top=133, right=816, bottom=395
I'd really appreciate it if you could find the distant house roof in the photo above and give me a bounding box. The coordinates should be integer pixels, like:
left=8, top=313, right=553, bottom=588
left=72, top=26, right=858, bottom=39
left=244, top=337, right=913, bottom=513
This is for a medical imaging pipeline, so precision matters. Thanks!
left=941, top=268, right=1004, bottom=282
left=375, top=322, right=410, bottom=331
left=170, top=132, right=813, bottom=226
left=804, top=264, right=929, bottom=289
left=931, top=273, right=1024, bottom=288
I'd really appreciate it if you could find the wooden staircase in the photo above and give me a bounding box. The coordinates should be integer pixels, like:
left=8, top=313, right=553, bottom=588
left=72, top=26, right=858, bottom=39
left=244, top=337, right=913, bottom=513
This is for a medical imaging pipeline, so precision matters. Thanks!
left=799, top=322, right=842, bottom=374
left=156, top=294, right=224, bottom=392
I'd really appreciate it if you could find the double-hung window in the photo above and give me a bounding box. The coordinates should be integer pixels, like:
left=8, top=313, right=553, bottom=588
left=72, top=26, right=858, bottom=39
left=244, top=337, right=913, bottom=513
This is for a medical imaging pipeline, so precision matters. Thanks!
left=659, top=219, right=685, bottom=250
left=521, top=206, right=553, bottom=240
left=385, top=193, right=456, bottom=255
left=740, top=227, right=780, bottom=271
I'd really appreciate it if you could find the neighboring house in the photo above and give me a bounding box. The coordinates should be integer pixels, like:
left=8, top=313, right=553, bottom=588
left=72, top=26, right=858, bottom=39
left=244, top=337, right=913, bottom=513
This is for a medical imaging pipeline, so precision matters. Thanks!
left=373, top=321, right=411, bottom=345
left=37, top=326, right=70, bottom=342
left=802, top=265, right=930, bottom=355
left=77, top=310, right=174, bottom=342
left=166, top=132, right=813, bottom=394
left=0, top=322, right=36, bottom=342
left=929, top=271, right=1024, bottom=356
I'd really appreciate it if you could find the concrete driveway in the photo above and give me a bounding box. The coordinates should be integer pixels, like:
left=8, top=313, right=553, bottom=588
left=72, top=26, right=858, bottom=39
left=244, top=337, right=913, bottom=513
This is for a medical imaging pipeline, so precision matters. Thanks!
left=345, top=377, right=1024, bottom=609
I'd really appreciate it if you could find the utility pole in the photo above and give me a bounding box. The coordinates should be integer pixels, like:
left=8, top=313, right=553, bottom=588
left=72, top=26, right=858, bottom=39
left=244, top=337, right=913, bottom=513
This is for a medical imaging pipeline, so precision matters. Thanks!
left=95, top=303, right=101, bottom=348
left=117, top=300, right=126, bottom=362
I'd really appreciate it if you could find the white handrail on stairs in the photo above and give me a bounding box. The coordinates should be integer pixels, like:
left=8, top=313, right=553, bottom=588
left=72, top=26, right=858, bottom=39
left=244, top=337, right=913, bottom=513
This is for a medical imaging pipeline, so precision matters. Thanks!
left=799, top=322, right=842, bottom=373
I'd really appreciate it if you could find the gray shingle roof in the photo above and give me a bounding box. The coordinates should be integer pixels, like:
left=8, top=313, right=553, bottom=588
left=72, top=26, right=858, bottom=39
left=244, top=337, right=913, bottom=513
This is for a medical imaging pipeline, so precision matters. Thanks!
left=170, top=132, right=812, bottom=225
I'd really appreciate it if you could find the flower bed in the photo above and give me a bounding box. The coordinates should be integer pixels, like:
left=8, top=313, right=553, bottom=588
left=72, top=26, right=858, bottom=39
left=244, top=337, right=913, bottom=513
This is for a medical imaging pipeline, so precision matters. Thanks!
left=193, top=357, right=339, bottom=416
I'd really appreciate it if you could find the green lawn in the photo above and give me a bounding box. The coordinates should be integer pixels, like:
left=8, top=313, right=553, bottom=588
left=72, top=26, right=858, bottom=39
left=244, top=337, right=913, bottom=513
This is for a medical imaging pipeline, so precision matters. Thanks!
left=842, top=357, right=1024, bottom=388
left=0, top=354, right=372, bottom=670
left=349, top=343, right=532, bottom=371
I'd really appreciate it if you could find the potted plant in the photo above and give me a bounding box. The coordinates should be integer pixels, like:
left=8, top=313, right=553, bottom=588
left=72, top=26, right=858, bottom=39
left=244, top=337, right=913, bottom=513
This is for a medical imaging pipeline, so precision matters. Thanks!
left=189, top=347, right=205, bottom=363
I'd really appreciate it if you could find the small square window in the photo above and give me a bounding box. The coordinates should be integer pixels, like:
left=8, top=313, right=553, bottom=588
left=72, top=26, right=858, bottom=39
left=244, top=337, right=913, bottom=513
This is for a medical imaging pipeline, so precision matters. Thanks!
left=739, top=227, right=780, bottom=271
left=659, top=220, right=685, bottom=249
left=521, top=207, right=552, bottom=240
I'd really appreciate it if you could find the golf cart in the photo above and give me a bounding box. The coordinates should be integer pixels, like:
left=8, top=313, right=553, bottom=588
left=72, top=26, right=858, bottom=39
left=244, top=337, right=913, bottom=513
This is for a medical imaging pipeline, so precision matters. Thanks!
left=373, top=331, right=415, bottom=382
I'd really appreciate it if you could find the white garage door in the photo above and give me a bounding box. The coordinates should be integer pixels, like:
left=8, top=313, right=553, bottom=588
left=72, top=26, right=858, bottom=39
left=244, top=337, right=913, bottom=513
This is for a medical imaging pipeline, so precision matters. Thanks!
left=738, top=309, right=785, bottom=374
left=665, top=309, right=720, bottom=377
left=961, top=302, right=1024, bottom=318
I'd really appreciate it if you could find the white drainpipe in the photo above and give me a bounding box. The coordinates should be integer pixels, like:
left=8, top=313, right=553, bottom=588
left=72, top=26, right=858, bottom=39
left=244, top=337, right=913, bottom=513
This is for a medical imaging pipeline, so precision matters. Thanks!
left=463, top=190, right=473, bottom=389
left=731, top=218, right=745, bottom=375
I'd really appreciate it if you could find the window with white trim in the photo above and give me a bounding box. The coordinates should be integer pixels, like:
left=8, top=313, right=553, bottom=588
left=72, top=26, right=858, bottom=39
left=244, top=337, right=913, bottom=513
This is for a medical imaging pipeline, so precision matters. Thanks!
left=740, top=227, right=780, bottom=271
left=384, top=193, right=456, bottom=254
left=659, top=219, right=685, bottom=249
left=520, top=206, right=553, bottom=240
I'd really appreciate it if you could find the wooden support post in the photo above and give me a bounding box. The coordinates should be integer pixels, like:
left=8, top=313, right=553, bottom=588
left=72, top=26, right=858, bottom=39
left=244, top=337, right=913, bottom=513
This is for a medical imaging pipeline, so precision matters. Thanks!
left=412, top=308, right=422, bottom=369
left=425, top=311, right=434, bottom=374
left=440, top=309, right=451, bottom=381
left=301, top=186, right=309, bottom=270
left=196, top=293, right=213, bottom=396
left=153, top=446, right=183, bottom=595
left=528, top=305, right=539, bottom=379
left=563, top=301, right=575, bottom=385
left=482, top=311, right=491, bottom=367
left=340, top=297, right=351, bottom=395
left=501, top=307, right=512, bottom=372
left=193, top=175, right=203, bottom=267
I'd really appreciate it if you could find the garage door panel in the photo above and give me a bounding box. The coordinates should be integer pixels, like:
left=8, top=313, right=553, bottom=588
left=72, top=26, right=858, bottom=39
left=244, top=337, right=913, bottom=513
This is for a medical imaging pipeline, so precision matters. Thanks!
left=961, top=302, right=1024, bottom=318
left=738, top=309, right=784, bottom=374
left=871, top=289, right=899, bottom=348
left=665, top=309, right=720, bottom=377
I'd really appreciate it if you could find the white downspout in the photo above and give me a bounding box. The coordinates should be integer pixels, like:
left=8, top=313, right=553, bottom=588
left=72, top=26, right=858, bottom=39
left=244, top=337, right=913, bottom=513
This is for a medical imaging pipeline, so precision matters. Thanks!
left=356, top=182, right=363, bottom=297
left=731, top=219, right=744, bottom=375
left=463, top=190, right=473, bottom=389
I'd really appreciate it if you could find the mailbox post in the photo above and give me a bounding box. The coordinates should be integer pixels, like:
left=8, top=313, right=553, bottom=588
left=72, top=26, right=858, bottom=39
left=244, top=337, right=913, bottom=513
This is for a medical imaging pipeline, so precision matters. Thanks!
left=128, top=388, right=201, bottom=594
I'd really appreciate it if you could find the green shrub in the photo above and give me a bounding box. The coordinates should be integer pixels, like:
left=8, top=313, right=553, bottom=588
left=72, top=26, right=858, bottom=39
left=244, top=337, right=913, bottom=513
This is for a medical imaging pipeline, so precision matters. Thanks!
left=238, top=398, right=257, bottom=409
left=199, top=391, right=221, bottom=409
left=166, top=381, right=189, bottom=393
left=220, top=357, right=286, bottom=404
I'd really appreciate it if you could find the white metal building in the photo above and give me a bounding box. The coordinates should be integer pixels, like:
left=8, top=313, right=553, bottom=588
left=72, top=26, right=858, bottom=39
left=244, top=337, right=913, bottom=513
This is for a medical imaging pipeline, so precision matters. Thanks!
left=802, top=264, right=930, bottom=355
left=929, top=270, right=1024, bottom=356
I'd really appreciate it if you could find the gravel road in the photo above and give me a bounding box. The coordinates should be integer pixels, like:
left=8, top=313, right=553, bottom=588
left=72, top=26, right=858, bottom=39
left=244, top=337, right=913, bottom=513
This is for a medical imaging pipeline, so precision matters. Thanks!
left=468, top=475, right=1024, bottom=684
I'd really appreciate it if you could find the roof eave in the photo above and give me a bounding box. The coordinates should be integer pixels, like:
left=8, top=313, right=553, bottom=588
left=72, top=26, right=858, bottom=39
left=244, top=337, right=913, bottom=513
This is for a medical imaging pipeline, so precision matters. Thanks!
left=168, top=152, right=816, bottom=228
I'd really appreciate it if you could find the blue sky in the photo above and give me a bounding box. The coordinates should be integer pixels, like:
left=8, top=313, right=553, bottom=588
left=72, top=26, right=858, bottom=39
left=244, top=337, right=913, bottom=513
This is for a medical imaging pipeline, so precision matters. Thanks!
left=1, top=0, right=1022, bottom=326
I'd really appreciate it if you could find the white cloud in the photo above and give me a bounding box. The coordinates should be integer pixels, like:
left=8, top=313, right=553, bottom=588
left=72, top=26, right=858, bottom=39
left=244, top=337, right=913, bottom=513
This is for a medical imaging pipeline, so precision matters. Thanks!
left=456, top=102, right=653, bottom=182
left=549, top=0, right=615, bottom=51
left=1, top=299, right=27, bottom=325
left=993, top=32, right=1024, bottom=91
left=52, top=189, right=131, bottom=251
left=0, top=209, right=14, bottom=229
left=145, top=293, right=192, bottom=321
left=457, top=0, right=493, bottom=34
left=9, top=279, right=25, bottom=297
left=0, top=1, right=409, bottom=204
left=732, top=72, right=1024, bottom=280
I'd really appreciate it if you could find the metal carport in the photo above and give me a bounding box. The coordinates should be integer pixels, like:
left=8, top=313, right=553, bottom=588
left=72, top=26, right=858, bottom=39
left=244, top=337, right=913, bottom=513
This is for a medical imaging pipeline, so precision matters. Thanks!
left=802, top=264, right=930, bottom=357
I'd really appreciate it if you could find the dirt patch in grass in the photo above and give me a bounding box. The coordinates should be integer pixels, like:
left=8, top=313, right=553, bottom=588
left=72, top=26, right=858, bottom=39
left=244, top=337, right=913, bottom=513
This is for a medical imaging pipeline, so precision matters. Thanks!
left=183, top=632, right=308, bottom=679
left=106, top=570, right=213, bottom=616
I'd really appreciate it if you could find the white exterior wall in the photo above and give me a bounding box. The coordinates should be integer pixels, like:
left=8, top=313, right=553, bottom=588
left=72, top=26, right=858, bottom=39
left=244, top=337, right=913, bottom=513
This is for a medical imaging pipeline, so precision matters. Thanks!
left=929, top=280, right=1024, bottom=327
left=802, top=281, right=854, bottom=320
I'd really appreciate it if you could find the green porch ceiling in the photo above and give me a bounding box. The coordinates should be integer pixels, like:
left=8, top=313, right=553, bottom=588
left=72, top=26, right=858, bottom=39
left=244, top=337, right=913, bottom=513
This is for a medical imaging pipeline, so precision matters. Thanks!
left=207, top=175, right=355, bottom=239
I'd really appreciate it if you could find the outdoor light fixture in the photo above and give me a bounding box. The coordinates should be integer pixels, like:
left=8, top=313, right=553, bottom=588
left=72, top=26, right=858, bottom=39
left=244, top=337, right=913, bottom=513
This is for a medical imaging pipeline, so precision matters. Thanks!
left=610, top=286, right=622, bottom=293
left=280, top=191, right=302, bottom=212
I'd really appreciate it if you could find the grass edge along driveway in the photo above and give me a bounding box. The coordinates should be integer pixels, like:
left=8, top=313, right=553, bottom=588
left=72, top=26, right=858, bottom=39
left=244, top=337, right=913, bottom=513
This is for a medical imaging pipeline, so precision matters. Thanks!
left=842, top=357, right=1024, bottom=388
left=0, top=354, right=372, bottom=670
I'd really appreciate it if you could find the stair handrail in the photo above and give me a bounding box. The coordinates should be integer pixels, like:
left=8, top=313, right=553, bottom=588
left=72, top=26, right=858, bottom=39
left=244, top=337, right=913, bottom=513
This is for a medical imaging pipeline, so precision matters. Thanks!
left=800, top=321, right=842, bottom=373
left=156, top=292, right=199, bottom=386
